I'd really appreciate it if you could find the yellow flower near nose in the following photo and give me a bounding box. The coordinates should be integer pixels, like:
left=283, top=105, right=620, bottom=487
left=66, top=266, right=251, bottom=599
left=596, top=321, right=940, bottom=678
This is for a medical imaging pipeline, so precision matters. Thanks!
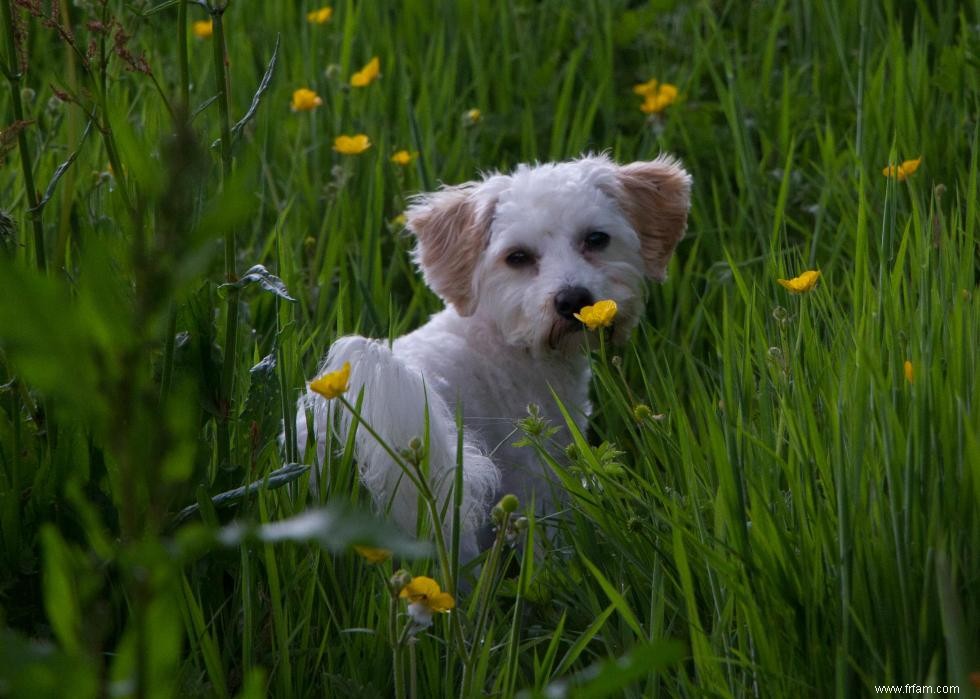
left=574, top=299, right=618, bottom=330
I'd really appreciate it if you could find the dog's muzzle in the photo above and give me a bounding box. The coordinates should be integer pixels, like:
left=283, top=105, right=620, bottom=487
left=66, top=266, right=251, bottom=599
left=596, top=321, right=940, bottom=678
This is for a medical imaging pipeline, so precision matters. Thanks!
left=553, top=286, right=594, bottom=320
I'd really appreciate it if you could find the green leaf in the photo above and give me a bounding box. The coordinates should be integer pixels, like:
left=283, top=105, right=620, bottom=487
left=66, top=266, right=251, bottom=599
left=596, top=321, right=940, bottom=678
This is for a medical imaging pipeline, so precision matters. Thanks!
left=218, top=264, right=296, bottom=302
left=241, top=352, right=281, bottom=443
left=578, top=553, right=643, bottom=637
left=231, top=35, right=281, bottom=143
left=215, top=502, right=432, bottom=559
left=30, top=120, right=93, bottom=214
left=40, top=526, right=81, bottom=655
left=171, top=461, right=310, bottom=526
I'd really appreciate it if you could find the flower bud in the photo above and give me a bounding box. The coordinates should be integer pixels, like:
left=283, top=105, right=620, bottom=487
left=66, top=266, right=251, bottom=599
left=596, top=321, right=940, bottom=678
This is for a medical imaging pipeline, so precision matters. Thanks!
left=491, top=505, right=506, bottom=526
left=389, top=569, right=412, bottom=596
left=497, top=494, right=519, bottom=513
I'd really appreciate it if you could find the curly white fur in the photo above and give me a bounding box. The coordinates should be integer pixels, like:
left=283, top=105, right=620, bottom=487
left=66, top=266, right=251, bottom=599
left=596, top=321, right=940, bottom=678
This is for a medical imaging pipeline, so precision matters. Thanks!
left=294, top=153, right=691, bottom=560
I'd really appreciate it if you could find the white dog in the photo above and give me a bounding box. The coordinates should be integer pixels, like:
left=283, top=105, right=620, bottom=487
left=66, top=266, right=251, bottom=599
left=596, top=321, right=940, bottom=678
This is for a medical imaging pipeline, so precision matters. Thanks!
left=296, top=153, right=691, bottom=559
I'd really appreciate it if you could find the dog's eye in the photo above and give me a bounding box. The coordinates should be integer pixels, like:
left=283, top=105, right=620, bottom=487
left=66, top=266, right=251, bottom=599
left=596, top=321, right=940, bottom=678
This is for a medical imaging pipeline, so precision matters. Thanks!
left=584, top=231, right=610, bottom=251
left=505, top=249, right=535, bottom=268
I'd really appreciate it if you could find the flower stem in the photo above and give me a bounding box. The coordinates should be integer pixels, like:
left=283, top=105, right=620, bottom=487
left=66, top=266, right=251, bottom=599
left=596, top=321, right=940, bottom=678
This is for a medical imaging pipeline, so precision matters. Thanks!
left=336, top=395, right=469, bottom=658
left=408, top=642, right=418, bottom=699
left=390, top=595, right=405, bottom=699
left=210, top=2, right=239, bottom=469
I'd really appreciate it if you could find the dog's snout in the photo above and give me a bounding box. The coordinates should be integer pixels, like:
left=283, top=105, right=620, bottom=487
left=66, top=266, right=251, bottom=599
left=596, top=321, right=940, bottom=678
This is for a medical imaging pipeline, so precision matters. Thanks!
left=554, top=286, right=595, bottom=320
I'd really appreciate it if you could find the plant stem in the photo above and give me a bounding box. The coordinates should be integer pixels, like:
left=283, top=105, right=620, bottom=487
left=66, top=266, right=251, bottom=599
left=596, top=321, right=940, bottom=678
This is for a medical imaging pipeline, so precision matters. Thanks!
left=275, top=294, right=296, bottom=462
left=390, top=596, right=405, bottom=699
left=336, top=395, right=470, bottom=657
left=177, top=0, right=189, bottom=109
left=160, top=306, right=178, bottom=403
left=408, top=642, right=417, bottom=699
left=336, top=396, right=455, bottom=585
left=1, top=0, right=46, bottom=272
left=211, top=2, right=239, bottom=469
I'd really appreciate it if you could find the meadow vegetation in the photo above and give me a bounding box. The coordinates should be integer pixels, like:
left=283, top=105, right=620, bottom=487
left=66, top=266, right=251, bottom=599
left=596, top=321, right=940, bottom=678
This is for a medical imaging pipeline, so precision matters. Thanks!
left=0, top=0, right=978, bottom=697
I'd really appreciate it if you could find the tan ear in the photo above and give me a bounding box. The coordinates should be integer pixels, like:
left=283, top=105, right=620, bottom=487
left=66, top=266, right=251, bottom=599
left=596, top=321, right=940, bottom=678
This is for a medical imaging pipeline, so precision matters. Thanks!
left=616, top=156, right=692, bottom=281
left=406, top=185, right=493, bottom=316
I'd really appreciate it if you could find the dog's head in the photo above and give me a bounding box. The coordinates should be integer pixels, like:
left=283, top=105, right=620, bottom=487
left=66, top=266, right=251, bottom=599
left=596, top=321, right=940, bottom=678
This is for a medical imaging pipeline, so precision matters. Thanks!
left=406, top=154, right=691, bottom=354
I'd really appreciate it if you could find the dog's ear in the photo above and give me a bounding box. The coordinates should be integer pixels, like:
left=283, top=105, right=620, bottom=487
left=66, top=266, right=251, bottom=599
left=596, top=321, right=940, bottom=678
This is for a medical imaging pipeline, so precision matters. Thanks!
left=406, top=185, right=493, bottom=316
left=616, top=156, right=692, bottom=281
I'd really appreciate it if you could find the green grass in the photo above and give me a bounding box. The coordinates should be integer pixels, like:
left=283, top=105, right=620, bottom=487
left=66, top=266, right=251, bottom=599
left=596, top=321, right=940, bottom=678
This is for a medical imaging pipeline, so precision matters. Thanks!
left=1, top=0, right=978, bottom=697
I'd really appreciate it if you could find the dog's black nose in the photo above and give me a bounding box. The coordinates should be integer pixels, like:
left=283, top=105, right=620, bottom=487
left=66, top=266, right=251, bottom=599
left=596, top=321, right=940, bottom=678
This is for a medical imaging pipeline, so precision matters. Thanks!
left=554, top=286, right=595, bottom=320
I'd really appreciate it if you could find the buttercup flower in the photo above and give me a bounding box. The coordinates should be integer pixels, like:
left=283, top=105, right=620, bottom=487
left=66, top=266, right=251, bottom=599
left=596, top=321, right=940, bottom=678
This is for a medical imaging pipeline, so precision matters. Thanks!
left=350, top=57, right=380, bottom=87
left=574, top=299, right=618, bottom=330
left=192, top=20, right=213, bottom=39
left=399, top=576, right=455, bottom=627
left=353, top=545, right=392, bottom=564
left=904, top=360, right=914, bottom=384
left=390, top=150, right=416, bottom=166
left=465, top=108, right=482, bottom=124
left=632, top=78, right=659, bottom=96
left=309, top=362, right=350, bottom=399
left=290, top=88, right=323, bottom=112
left=777, top=270, right=821, bottom=294
left=333, top=134, right=371, bottom=154
left=307, top=6, right=332, bottom=24
left=882, top=157, right=921, bottom=181
left=634, top=79, right=678, bottom=114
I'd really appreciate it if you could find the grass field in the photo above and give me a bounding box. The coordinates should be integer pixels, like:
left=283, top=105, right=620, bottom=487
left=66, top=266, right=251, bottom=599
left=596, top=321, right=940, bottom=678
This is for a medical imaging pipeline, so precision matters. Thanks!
left=1, top=0, right=978, bottom=697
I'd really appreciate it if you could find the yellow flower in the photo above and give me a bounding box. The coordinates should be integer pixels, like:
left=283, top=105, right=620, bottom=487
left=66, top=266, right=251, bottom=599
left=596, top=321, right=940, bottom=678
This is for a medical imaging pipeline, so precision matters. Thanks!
left=632, top=78, right=659, bottom=96
left=639, top=82, right=679, bottom=114
left=306, top=6, right=332, bottom=24
left=882, top=156, right=922, bottom=181
left=465, top=108, right=482, bottom=124
left=353, top=545, right=392, bottom=564
left=333, top=134, right=371, bottom=155
left=290, top=88, right=323, bottom=112
left=777, top=270, right=821, bottom=294
left=399, top=576, right=455, bottom=627
left=192, top=20, right=213, bottom=39
left=309, top=362, right=350, bottom=399
left=903, top=360, right=914, bottom=384
left=350, top=57, right=380, bottom=87
left=390, top=150, right=416, bottom=166
left=573, top=299, right=618, bottom=330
